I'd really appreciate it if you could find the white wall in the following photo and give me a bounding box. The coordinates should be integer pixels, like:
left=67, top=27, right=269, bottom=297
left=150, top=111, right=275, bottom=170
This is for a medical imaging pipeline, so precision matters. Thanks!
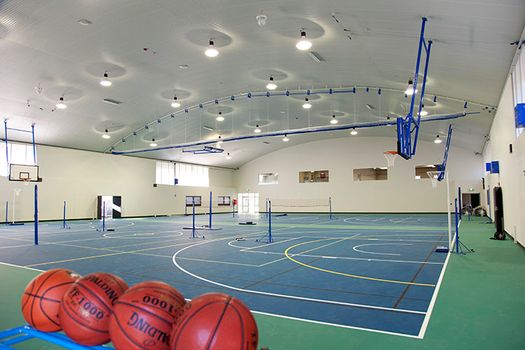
left=236, top=136, right=483, bottom=213
left=482, top=75, right=525, bottom=245
left=0, top=145, right=236, bottom=222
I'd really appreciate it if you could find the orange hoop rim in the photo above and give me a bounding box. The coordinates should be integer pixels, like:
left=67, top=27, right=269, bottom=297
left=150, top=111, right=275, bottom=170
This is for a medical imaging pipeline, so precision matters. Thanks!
left=383, top=150, right=398, bottom=155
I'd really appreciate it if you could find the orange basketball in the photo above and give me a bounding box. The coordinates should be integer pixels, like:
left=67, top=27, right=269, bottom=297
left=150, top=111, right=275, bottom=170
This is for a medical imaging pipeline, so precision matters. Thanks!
left=170, top=293, right=258, bottom=350
left=109, top=282, right=186, bottom=350
left=21, top=269, right=80, bottom=332
left=59, top=272, right=128, bottom=345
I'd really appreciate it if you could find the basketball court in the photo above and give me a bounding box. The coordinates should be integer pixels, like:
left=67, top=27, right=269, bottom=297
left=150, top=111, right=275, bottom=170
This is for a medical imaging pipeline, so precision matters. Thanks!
left=0, top=1, right=525, bottom=349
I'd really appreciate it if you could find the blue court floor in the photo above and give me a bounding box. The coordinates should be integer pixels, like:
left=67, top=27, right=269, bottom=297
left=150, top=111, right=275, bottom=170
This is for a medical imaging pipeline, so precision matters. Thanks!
left=0, top=213, right=450, bottom=338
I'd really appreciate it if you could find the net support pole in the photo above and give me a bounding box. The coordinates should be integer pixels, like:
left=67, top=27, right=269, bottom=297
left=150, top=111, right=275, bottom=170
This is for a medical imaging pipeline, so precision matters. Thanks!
left=454, top=198, right=459, bottom=254
left=265, top=198, right=269, bottom=219
left=4, top=119, right=8, bottom=165
left=102, top=202, right=106, bottom=232
left=329, top=197, right=333, bottom=220
left=63, top=201, right=67, bottom=229
left=268, top=200, right=272, bottom=243
left=192, top=200, right=196, bottom=239
left=458, top=187, right=462, bottom=220
left=446, top=172, right=452, bottom=249
left=34, top=185, right=38, bottom=245
left=11, top=189, right=16, bottom=224
left=209, top=191, right=212, bottom=229
left=31, top=123, right=36, bottom=165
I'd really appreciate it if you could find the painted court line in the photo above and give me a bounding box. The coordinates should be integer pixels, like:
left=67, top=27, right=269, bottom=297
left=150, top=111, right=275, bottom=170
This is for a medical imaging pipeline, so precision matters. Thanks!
left=352, top=243, right=412, bottom=256
left=172, top=237, right=427, bottom=316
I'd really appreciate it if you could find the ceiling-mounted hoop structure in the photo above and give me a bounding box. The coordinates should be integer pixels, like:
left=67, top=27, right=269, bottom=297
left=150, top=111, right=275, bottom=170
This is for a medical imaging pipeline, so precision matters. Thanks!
left=397, top=17, right=433, bottom=160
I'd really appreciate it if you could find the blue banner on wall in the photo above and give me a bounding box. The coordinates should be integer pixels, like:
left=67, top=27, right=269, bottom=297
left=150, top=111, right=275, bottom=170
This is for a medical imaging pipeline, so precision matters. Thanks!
left=516, top=103, right=525, bottom=128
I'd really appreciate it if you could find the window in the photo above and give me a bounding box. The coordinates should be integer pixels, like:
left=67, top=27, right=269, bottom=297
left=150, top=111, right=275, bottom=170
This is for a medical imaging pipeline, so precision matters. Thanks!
left=258, top=173, right=278, bottom=185
left=218, top=196, right=231, bottom=206
left=415, top=164, right=441, bottom=180
left=155, top=161, right=175, bottom=185
left=185, top=196, right=202, bottom=206
left=0, top=143, right=36, bottom=177
left=175, top=163, right=209, bottom=187
left=299, top=170, right=329, bottom=183
left=353, top=168, right=388, bottom=181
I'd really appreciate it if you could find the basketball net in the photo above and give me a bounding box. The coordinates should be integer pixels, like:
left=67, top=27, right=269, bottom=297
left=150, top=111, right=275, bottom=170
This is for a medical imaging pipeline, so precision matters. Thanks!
left=427, top=171, right=444, bottom=188
left=383, top=151, right=398, bottom=167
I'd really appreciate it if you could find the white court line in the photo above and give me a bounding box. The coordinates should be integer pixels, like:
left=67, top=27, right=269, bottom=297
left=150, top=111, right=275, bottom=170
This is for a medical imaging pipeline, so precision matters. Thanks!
left=418, top=252, right=451, bottom=338
left=251, top=310, right=421, bottom=339
left=177, top=256, right=260, bottom=267
left=352, top=243, right=412, bottom=256
left=172, top=236, right=426, bottom=316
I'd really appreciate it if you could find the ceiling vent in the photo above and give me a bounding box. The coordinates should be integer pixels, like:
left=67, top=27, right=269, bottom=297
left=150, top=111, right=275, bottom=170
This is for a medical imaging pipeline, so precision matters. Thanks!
left=308, top=51, right=325, bottom=63
left=103, top=98, right=122, bottom=105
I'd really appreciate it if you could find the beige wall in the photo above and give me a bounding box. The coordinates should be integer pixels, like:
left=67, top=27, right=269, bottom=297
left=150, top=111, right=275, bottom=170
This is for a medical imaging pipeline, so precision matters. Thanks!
left=482, top=75, right=525, bottom=245
left=235, top=136, right=483, bottom=213
left=0, top=145, right=236, bottom=222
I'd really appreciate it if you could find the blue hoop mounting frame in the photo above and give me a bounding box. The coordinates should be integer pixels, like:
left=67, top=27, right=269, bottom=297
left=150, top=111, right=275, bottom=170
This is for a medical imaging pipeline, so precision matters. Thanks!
left=397, top=17, right=433, bottom=160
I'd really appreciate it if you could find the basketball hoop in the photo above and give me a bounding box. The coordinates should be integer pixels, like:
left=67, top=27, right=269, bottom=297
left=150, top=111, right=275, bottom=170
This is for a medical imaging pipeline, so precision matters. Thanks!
left=427, top=171, right=444, bottom=188
left=384, top=151, right=398, bottom=167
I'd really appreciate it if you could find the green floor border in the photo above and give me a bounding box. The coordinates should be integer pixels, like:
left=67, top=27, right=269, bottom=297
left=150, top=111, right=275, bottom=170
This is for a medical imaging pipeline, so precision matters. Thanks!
left=1, top=217, right=524, bottom=349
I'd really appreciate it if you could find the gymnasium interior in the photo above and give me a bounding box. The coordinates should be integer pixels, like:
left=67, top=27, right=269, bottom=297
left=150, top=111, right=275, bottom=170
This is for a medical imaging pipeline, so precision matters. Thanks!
left=0, top=1, right=524, bottom=349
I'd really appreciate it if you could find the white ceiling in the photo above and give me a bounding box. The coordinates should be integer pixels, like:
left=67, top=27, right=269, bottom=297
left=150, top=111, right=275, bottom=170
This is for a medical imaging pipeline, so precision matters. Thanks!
left=0, top=0, right=524, bottom=167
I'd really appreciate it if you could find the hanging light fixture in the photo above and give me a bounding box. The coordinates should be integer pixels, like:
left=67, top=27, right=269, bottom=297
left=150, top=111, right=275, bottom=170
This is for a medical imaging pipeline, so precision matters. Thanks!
left=150, top=138, right=158, bottom=147
left=405, top=79, right=418, bottom=96
left=296, top=30, right=312, bottom=51
left=330, top=115, right=338, bottom=124
left=55, top=96, right=67, bottom=109
left=205, top=39, right=219, bottom=57
left=100, top=72, right=112, bottom=87
left=171, top=96, right=181, bottom=108
left=302, top=97, right=312, bottom=109
left=434, top=135, right=442, bottom=144
left=226, top=152, right=232, bottom=160
left=102, top=129, right=111, bottom=139
left=216, top=111, right=225, bottom=122
left=282, top=134, right=289, bottom=142
left=419, top=104, right=428, bottom=116
left=350, top=128, right=358, bottom=135
left=266, top=76, right=277, bottom=90
left=254, top=125, right=261, bottom=133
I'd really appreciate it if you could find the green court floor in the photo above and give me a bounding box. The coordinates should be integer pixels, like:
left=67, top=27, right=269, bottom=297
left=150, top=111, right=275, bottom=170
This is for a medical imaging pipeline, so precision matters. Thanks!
left=1, top=216, right=524, bottom=349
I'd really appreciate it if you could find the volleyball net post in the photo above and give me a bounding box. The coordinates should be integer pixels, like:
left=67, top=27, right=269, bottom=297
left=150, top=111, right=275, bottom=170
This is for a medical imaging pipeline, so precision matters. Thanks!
left=62, top=201, right=70, bottom=229
left=34, top=185, right=38, bottom=245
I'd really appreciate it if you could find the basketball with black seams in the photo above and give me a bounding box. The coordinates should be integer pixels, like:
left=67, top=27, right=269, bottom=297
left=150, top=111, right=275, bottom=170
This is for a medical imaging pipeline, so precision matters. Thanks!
left=59, top=272, right=128, bottom=345
left=109, top=281, right=186, bottom=350
left=169, top=293, right=258, bottom=350
left=21, top=268, right=80, bottom=332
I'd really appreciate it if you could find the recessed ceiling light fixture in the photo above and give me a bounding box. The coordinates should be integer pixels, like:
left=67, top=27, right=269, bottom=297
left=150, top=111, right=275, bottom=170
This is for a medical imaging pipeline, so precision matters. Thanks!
left=226, top=152, right=232, bottom=160
left=77, top=18, right=92, bottom=26
left=150, top=138, right=158, bottom=147
left=171, top=96, right=181, bottom=108
left=405, top=79, right=417, bottom=96
left=254, top=125, right=261, bottom=133
left=302, top=97, right=312, bottom=109
left=282, top=134, right=289, bottom=142
left=350, top=128, right=358, bottom=135
left=296, top=30, right=312, bottom=51
left=102, top=129, right=111, bottom=139
left=330, top=115, right=338, bottom=124
left=217, top=135, right=223, bottom=145
left=266, top=76, right=277, bottom=90
left=56, top=97, right=67, bottom=109
left=100, top=72, right=112, bottom=87
left=216, top=112, right=225, bottom=122
left=434, top=135, right=442, bottom=144
left=419, top=104, right=428, bottom=116
left=205, top=40, right=219, bottom=58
